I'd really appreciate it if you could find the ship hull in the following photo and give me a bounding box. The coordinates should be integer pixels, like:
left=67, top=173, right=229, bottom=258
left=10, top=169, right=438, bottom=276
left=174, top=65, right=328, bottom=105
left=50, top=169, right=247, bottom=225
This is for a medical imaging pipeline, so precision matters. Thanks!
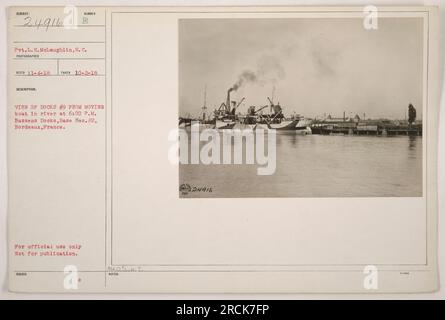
left=268, top=119, right=300, bottom=130
left=216, top=120, right=236, bottom=130
left=296, top=118, right=312, bottom=129
left=256, top=120, right=312, bottom=134
left=234, top=123, right=257, bottom=130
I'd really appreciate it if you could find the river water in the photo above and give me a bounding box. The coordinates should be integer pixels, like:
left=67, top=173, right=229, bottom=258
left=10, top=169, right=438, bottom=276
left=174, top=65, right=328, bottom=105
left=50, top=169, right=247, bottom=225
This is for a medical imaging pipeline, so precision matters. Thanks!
left=179, top=132, right=423, bottom=198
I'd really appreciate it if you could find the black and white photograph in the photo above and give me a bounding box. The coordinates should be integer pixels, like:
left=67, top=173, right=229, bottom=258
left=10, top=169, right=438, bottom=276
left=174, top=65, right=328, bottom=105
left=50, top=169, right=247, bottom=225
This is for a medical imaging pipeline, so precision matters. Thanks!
left=179, top=17, right=424, bottom=198
left=3, top=4, right=441, bottom=297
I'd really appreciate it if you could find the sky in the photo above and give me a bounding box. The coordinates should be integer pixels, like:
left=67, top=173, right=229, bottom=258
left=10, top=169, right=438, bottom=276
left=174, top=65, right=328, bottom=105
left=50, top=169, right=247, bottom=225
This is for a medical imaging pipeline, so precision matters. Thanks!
left=179, top=18, right=423, bottom=120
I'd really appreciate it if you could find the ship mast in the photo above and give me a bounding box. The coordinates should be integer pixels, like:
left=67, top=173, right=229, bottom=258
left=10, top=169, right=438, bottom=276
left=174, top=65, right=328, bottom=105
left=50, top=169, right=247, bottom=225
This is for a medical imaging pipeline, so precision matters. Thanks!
left=270, top=85, right=275, bottom=113
left=271, top=85, right=275, bottom=104
left=202, top=85, right=207, bottom=121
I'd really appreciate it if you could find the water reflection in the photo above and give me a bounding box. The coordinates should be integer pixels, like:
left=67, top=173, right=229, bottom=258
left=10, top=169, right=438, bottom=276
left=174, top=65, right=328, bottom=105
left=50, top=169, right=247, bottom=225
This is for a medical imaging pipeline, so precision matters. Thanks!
left=408, top=135, right=417, bottom=150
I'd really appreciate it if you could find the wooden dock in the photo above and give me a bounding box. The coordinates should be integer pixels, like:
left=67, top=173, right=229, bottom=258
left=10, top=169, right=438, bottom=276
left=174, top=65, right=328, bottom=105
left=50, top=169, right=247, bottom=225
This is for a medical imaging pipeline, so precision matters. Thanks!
left=310, top=123, right=422, bottom=136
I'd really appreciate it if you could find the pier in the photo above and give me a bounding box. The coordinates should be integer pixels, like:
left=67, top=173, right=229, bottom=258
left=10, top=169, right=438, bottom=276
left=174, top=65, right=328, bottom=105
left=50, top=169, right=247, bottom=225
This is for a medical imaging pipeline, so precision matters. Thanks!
left=310, top=122, right=422, bottom=136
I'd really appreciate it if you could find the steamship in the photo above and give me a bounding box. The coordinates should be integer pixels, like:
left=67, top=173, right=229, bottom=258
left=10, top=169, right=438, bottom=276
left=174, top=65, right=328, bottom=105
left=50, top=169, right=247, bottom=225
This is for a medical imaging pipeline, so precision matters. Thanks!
left=180, top=87, right=312, bottom=132
left=213, top=88, right=241, bottom=129
left=241, top=97, right=312, bottom=133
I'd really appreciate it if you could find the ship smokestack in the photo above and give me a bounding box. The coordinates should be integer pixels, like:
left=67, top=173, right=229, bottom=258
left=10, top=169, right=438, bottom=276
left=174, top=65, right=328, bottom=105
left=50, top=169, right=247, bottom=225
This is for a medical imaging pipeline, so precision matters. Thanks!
left=226, top=88, right=233, bottom=113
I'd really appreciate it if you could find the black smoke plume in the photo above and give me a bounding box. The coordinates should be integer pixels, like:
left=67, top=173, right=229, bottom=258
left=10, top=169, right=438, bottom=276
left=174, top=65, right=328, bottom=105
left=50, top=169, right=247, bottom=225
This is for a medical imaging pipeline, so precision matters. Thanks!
left=229, top=55, right=285, bottom=91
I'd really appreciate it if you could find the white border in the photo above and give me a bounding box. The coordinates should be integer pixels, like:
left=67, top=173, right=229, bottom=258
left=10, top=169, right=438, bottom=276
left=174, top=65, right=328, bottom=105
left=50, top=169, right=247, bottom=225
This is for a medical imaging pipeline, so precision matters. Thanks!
left=0, top=0, right=444, bottom=299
